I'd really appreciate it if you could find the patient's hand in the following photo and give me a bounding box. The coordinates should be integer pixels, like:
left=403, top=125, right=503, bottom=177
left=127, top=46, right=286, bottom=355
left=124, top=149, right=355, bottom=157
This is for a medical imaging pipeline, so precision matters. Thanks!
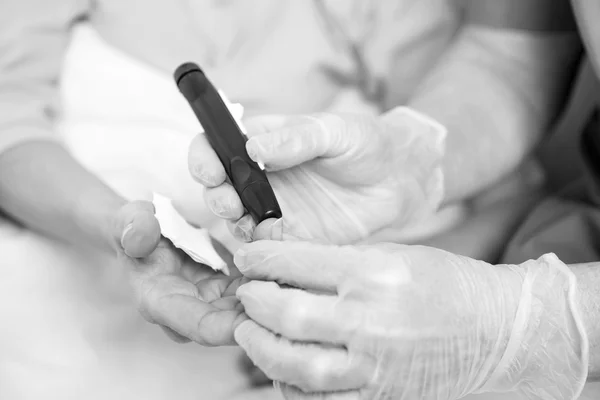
left=113, top=200, right=247, bottom=345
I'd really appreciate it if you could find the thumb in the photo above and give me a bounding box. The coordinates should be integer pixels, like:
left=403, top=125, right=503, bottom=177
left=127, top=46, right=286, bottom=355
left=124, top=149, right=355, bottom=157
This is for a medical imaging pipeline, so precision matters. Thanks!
left=245, top=113, right=350, bottom=171
left=114, top=200, right=161, bottom=258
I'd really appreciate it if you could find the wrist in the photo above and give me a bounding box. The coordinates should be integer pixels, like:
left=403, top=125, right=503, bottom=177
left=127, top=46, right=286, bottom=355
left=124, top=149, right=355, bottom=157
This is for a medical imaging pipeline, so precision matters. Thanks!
left=483, top=265, right=524, bottom=383
left=477, top=254, right=589, bottom=399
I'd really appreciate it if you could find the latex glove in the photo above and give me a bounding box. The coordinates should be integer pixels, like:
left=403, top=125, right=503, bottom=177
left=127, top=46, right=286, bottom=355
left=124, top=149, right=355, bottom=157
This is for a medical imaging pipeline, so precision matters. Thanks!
left=188, top=108, right=445, bottom=244
left=112, top=200, right=246, bottom=345
left=233, top=241, right=588, bottom=399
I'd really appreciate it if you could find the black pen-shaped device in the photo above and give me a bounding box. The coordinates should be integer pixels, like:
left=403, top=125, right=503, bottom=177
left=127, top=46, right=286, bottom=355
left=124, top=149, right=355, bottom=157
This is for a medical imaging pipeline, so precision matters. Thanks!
left=174, top=62, right=282, bottom=224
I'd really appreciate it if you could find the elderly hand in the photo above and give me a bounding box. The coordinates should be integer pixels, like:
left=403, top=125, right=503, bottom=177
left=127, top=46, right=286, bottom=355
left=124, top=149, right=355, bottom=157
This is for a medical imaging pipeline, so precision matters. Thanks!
left=233, top=241, right=587, bottom=400
left=111, top=200, right=246, bottom=345
left=188, top=109, right=445, bottom=244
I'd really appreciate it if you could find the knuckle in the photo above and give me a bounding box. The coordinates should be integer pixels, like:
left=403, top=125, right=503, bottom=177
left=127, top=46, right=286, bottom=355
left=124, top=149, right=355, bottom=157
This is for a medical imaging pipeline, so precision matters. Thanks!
left=194, top=312, right=217, bottom=346
left=359, top=249, right=410, bottom=291
left=206, top=193, right=227, bottom=215
left=367, top=267, right=410, bottom=293
left=280, top=300, right=311, bottom=336
left=296, top=126, right=318, bottom=152
left=135, top=276, right=162, bottom=323
left=148, top=249, right=179, bottom=273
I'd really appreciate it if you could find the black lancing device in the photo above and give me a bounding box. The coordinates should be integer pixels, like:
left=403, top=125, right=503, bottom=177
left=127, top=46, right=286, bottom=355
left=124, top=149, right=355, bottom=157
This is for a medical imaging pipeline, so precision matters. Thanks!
left=174, top=62, right=282, bottom=224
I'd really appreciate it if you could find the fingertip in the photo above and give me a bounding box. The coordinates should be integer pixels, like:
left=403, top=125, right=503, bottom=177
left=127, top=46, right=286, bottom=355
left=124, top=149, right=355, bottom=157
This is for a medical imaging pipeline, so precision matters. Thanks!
left=233, top=247, right=247, bottom=272
left=188, top=133, right=227, bottom=187
left=235, top=281, right=277, bottom=307
left=234, top=319, right=257, bottom=346
left=227, top=215, right=256, bottom=243
left=204, top=184, right=245, bottom=220
left=122, top=210, right=161, bottom=258
left=189, top=162, right=227, bottom=188
left=245, top=138, right=264, bottom=165
left=196, top=309, right=243, bottom=346
left=190, top=164, right=227, bottom=188
left=235, top=281, right=249, bottom=299
left=232, top=310, right=249, bottom=331
left=253, top=218, right=283, bottom=241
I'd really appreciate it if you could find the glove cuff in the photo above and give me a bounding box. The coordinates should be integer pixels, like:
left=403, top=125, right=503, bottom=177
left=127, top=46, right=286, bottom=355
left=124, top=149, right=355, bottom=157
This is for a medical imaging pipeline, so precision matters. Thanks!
left=478, top=253, right=589, bottom=399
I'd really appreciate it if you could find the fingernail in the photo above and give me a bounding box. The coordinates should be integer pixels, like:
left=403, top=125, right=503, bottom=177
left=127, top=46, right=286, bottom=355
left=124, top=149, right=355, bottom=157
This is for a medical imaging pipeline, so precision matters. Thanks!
left=120, top=223, right=134, bottom=250
left=193, top=165, right=218, bottom=186
left=235, top=284, right=248, bottom=299
left=234, top=248, right=247, bottom=271
left=209, top=198, right=229, bottom=217
left=246, top=139, right=265, bottom=165
left=233, top=319, right=253, bottom=345
left=236, top=224, right=253, bottom=242
left=246, top=140, right=257, bottom=160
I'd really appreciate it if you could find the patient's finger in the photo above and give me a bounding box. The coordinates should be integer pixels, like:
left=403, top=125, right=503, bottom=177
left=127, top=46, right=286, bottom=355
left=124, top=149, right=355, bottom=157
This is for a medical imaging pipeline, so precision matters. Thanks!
left=226, top=214, right=256, bottom=242
left=115, top=200, right=161, bottom=258
left=204, top=183, right=245, bottom=220
left=138, top=274, right=245, bottom=346
left=188, top=133, right=226, bottom=187
left=234, top=320, right=373, bottom=393
left=194, top=274, right=246, bottom=303
left=160, top=325, right=191, bottom=343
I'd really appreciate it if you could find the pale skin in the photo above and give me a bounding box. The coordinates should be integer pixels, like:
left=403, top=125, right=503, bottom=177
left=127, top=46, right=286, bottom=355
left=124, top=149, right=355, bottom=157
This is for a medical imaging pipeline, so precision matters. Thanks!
left=0, top=142, right=246, bottom=345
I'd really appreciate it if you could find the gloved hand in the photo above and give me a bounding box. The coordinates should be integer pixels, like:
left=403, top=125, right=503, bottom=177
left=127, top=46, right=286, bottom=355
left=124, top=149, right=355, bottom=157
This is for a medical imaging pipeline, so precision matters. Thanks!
left=111, top=200, right=246, bottom=345
left=233, top=241, right=588, bottom=399
left=188, top=108, right=446, bottom=244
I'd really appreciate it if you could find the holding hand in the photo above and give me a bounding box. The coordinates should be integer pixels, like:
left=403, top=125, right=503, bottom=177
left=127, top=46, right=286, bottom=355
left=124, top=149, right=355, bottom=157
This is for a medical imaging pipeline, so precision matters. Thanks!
left=233, top=241, right=587, bottom=399
left=111, top=200, right=246, bottom=345
left=188, top=109, right=445, bottom=244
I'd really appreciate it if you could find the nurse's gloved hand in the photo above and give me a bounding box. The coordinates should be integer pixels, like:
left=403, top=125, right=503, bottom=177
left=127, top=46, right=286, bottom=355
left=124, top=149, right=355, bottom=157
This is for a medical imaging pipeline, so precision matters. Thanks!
left=112, top=201, right=246, bottom=345
left=188, top=108, right=445, bottom=244
left=233, top=241, right=588, bottom=400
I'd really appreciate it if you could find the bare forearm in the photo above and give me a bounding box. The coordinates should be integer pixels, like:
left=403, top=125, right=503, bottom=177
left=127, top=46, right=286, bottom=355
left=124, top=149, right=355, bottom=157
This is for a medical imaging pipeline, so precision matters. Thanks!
left=409, top=26, right=581, bottom=203
left=0, top=141, right=126, bottom=253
